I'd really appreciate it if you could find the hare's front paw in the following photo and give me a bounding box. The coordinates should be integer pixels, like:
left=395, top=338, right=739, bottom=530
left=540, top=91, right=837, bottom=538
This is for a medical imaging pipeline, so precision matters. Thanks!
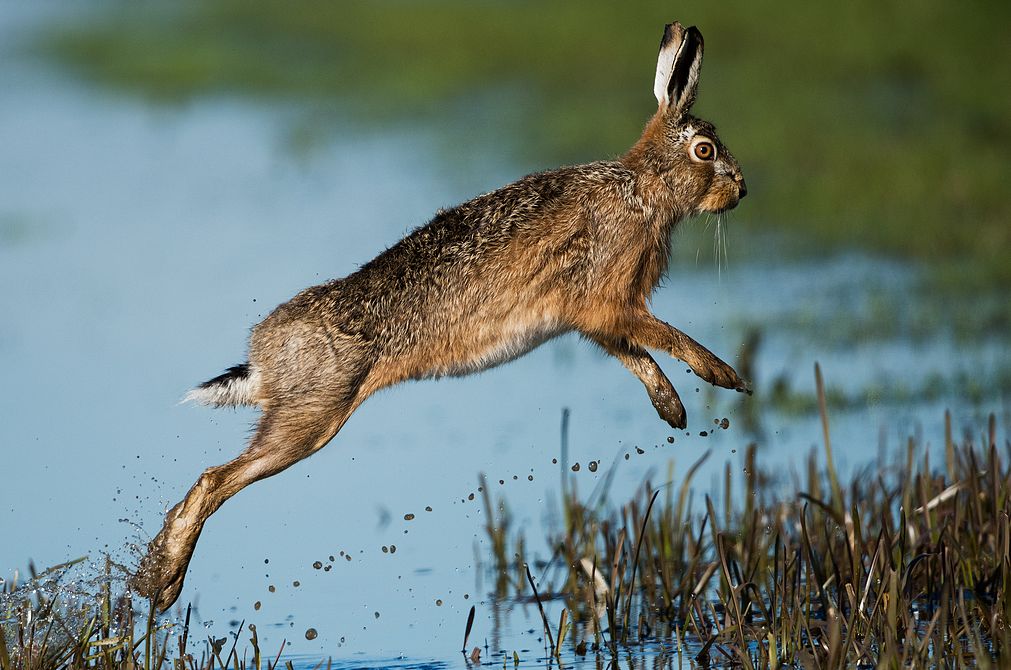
left=694, top=353, right=750, bottom=394
left=647, top=384, right=687, bottom=429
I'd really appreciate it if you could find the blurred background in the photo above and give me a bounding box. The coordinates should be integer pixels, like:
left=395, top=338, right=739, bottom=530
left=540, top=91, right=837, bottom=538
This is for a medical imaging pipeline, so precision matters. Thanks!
left=1, top=0, right=1008, bottom=663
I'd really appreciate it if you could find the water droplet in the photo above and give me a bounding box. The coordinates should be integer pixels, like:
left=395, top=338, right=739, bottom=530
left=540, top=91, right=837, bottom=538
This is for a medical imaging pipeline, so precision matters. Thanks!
left=435, top=599, right=443, bottom=606
left=552, top=458, right=557, bottom=464
left=667, top=436, right=675, bottom=444
left=304, top=628, right=317, bottom=640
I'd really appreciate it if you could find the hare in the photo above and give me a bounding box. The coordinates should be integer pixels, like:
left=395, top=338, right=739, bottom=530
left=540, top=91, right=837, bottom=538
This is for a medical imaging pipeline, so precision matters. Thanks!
left=135, top=21, right=749, bottom=611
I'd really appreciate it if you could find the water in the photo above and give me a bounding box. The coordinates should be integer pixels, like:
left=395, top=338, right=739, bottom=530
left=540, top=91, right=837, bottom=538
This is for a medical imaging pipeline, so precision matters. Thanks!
left=0, top=6, right=1007, bottom=668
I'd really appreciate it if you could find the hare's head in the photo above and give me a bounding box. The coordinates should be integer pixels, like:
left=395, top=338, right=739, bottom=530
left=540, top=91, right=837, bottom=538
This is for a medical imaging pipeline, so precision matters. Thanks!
left=630, top=23, right=746, bottom=215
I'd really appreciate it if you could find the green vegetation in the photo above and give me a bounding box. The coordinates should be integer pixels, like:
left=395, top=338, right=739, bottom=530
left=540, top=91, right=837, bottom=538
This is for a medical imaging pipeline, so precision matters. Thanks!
left=482, top=404, right=1011, bottom=666
left=36, top=1, right=1011, bottom=286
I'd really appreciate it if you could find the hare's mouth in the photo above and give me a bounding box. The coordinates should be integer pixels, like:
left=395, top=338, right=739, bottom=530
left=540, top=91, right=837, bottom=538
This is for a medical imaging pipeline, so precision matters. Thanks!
left=698, top=180, right=746, bottom=214
left=699, top=194, right=741, bottom=214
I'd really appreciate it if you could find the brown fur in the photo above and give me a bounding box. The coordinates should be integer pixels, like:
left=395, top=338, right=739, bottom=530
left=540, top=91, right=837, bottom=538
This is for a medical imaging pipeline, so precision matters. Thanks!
left=135, top=22, right=748, bottom=610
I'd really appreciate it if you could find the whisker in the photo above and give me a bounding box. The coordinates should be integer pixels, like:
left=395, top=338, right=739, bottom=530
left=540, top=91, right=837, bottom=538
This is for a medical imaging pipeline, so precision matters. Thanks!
left=710, top=212, right=725, bottom=281
left=722, top=213, right=730, bottom=273
left=697, top=213, right=713, bottom=266
left=714, top=215, right=721, bottom=281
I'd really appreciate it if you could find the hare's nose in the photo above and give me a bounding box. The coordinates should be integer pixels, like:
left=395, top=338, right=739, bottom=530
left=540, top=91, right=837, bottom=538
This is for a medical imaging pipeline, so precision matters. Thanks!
left=736, top=178, right=748, bottom=199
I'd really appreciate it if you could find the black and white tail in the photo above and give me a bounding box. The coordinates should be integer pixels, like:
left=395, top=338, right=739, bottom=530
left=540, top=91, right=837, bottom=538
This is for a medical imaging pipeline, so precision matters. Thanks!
left=183, top=363, right=261, bottom=407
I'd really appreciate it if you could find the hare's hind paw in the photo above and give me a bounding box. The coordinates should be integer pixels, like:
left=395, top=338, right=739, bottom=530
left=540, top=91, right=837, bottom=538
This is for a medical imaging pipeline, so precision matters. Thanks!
left=132, top=541, right=187, bottom=613
left=131, top=501, right=198, bottom=613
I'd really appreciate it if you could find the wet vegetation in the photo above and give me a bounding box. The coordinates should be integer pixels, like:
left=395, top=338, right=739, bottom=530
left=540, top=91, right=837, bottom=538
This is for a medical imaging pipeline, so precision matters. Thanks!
left=34, top=1, right=1011, bottom=288
left=479, top=373, right=1011, bottom=666
left=1, top=563, right=304, bottom=670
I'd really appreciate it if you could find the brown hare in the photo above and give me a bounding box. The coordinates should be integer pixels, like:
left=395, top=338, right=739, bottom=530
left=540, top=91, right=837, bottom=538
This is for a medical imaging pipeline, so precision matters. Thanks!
left=136, top=21, right=749, bottom=611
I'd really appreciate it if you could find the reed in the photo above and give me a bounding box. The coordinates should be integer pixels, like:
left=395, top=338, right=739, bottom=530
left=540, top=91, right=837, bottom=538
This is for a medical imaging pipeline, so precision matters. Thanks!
left=498, top=403, right=1010, bottom=666
left=1, top=570, right=296, bottom=670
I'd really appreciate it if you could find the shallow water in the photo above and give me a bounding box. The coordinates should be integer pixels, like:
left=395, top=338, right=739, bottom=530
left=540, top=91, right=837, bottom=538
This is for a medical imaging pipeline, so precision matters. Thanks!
left=0, top=6, right=1007, bottom=668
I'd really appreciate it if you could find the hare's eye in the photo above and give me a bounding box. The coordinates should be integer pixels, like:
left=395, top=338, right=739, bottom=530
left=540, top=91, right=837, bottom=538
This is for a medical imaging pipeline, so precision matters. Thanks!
left=692, top=139, right=716, bottom=161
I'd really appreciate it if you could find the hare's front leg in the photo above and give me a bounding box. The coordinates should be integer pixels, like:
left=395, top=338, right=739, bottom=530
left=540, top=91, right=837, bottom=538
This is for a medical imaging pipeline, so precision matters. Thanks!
left=591, top=336, right=686, bottom=429
left=624, top=314, right=751, bottom=394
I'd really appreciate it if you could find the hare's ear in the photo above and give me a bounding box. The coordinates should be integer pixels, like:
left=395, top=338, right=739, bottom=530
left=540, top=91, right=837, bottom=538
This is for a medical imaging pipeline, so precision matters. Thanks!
left=654, top=23, right=704, bottom=117
left=653, top=22, right=686, bottom=107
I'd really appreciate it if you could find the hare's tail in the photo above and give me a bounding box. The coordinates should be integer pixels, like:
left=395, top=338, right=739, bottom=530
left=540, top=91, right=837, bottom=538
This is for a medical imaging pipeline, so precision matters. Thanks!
left=182, top=363, right=261, bottom=407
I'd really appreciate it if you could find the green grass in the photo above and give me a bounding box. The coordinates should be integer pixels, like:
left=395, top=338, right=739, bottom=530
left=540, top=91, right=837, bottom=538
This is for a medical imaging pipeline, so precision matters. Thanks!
left=34, top=1, right=1011, bottom=287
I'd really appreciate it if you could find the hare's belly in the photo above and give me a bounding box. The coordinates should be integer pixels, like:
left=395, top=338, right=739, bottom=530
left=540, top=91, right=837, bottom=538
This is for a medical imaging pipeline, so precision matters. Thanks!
left=439, top=317, right=566, bottom=377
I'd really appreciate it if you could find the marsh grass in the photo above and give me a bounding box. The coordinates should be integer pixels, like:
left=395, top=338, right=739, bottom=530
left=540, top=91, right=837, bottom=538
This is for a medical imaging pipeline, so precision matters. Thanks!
left=486, top=391, right=1010, bottom=665
left=0, top=562, right=303, bottom=670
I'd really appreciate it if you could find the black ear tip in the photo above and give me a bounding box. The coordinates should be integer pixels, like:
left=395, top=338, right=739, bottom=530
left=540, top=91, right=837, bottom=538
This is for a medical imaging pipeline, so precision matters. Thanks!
left=687, top=26, right=704, bottom=48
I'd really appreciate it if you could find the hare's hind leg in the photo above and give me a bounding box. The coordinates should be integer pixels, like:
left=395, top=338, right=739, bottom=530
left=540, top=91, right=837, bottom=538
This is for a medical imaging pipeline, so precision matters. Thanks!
left=135, top=391, right=367, bottom=612
left=591, top=336, right=686, bottom=429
